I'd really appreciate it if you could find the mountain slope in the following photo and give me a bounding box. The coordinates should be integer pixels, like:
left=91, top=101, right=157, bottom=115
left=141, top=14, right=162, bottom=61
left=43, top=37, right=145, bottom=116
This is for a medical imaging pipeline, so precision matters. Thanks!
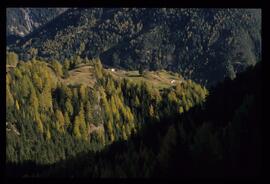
left=42, top=61, right=262, bottom=178
left=6, top=61, right=262, bottom=178
left=6, top=55, right=208, bottom=174
left=6, top=8, right=68, bottom=39
left=8, top=8, right=261, bottom=86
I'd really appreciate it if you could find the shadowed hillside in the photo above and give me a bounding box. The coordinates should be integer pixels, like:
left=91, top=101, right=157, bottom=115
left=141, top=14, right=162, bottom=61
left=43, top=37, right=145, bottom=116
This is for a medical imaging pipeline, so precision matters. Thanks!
left=6, top=61, right=262, bottom=178
left=7, top=8, right=261, bottom=86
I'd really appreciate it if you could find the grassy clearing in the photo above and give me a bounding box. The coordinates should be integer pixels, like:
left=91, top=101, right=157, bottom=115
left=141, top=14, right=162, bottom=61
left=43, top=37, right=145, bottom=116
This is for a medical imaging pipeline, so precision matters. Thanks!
left=61, top=64, right=96, bottom=87
left=61, top=64, right=184, bottom=90
left=107, top=68, right=184, bottom=90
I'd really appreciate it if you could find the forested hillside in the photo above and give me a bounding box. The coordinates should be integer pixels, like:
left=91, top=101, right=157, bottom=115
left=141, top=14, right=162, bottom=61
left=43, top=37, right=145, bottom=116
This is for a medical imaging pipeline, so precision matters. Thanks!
left=6, top=57, right=262, bottom=178
left=7, top=8, right=261, bottom=86
left=6, top=8, right=262, bottom=178
left=6, top=52, right=208, bottom=174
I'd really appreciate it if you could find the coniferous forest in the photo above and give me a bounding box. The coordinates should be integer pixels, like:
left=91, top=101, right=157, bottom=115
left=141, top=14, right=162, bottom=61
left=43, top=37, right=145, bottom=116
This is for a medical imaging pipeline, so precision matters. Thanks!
left=5, top=8, right=262, bottom=178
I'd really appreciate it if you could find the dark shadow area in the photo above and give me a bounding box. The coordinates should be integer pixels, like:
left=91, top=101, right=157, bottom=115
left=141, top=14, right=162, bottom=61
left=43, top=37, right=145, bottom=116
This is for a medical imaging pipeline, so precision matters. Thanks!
left=6, top=61, right=262, bottom=178
left=6, top=35, right=23, bottom=45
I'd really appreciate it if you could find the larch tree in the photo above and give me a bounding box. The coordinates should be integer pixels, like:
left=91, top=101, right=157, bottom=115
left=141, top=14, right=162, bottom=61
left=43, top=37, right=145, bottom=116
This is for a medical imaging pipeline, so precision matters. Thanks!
left=52, top=60, right=63, bottom=77
left=36, top=116, right=44, bottom=134
left=65, top=99, right=74, bottom=116
left=32, top=73, right=43, bottom=92
left=73, top=115, right=82, bottom=139
left=6, top=85, right=14, bottom=108
left=6, top=52, right=19, bottom=66
left=94, top=58, right=103, bottom=79
left=64, top=112, right=71, bottom=129
left=55, top=109, right=65, bottom=133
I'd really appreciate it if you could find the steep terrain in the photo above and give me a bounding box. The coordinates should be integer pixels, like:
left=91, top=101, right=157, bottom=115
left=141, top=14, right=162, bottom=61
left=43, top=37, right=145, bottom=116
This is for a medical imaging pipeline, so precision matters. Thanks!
left=6, top=8, right=262, bottom=178
left=6, top=55, right=208, bottom=171
left=7, top=8, right=261, bottom=86
left=6, top=61, right=262, bottom=178
left=6, top=8, right=68, bottom=43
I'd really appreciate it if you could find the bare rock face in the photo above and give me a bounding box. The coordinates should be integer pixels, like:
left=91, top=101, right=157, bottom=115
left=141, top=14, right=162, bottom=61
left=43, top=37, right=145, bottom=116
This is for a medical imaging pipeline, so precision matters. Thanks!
left=6, top=8, right=68, bottom=37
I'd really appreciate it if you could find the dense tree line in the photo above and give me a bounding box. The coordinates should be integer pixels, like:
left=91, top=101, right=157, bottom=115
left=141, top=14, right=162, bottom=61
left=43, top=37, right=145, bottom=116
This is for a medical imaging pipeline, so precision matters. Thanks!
left=6, top=50, right=261, bottom=177
left=32, top=61, right=261, bottom=178
left=6, top=52, right=208, bottom=175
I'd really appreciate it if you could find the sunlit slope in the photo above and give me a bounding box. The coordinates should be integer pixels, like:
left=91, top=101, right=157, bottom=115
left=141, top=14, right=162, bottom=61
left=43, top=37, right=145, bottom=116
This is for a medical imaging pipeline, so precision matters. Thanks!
left=60, top=63, right=185, bottom=90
